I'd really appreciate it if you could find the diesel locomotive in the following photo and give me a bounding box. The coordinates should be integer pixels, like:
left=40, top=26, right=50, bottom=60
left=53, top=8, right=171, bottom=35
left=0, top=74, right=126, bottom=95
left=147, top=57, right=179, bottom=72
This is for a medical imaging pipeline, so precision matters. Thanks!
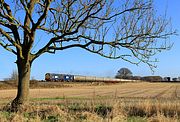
left=45, top=73, right=135, bottom=83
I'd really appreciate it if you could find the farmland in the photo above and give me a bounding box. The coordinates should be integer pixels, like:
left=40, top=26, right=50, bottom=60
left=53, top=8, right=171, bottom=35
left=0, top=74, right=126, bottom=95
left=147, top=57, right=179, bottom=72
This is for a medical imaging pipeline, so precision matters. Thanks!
left=0, top=82, right=180, bottom=121
left=0, top=82, right=179, bottom=100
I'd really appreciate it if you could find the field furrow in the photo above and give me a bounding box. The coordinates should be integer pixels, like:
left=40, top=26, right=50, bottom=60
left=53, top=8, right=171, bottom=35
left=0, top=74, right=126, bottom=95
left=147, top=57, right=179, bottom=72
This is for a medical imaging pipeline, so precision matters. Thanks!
left=0, top=82, right=179, bottom=100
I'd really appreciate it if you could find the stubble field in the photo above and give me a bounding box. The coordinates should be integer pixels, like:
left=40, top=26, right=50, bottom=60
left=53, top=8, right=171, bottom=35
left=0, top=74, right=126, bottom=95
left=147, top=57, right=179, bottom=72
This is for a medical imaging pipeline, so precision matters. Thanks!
left=0, top=82, right=179, bottom=100
left=0, top=82, right=180, bottom=121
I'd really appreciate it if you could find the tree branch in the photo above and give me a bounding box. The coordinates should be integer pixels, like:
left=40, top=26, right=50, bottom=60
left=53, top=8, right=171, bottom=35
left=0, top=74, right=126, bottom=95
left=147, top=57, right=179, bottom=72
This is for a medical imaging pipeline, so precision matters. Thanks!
left=0, top=40, right=17, bottom=54
left=32, top=0, right=51, bottom=31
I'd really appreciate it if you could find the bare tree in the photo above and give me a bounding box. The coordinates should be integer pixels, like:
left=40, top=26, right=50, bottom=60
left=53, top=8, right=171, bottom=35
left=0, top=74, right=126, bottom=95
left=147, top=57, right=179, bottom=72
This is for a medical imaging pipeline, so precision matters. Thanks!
left=0, top=0, right=176, bottom=111
left=115, top=68, right=133, bottom=79
left=4, top=70, right=18, bottom=81
left=11, top=70, right=18, bottom=81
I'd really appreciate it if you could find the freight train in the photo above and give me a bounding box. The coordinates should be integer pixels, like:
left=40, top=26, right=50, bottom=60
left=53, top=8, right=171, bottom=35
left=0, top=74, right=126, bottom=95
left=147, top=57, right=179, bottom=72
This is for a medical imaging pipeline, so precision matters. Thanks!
left=45, top=73, right=135, bottom=83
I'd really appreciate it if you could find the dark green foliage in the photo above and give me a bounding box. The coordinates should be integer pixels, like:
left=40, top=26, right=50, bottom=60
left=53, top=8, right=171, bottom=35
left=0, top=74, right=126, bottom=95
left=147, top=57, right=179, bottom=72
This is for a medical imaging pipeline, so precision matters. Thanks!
left=45, top=115, right=59, bottom=122
left=142, top=76, right=163, bottom=82
left=95, top=104, right=112, bottom=117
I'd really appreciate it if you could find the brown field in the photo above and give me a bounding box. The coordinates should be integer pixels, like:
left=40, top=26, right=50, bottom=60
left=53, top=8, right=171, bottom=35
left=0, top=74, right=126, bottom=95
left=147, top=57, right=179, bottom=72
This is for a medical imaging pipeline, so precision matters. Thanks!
left=0, top=82, right=180, bottom=121
left=0, top=82, right=180, bottom=103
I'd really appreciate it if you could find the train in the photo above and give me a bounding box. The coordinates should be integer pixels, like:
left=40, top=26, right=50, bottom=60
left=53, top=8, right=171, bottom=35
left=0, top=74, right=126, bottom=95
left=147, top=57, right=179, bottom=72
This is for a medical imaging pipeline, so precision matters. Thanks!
left=45, top=73, right=136, bottom=83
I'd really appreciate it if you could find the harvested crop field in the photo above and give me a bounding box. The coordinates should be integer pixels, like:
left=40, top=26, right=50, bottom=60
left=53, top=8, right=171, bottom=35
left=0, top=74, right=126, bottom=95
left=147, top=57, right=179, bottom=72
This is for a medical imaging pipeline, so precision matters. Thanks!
left=0, top=82, right=180, bottom=101
left=0, top=82, right=180, bottom=121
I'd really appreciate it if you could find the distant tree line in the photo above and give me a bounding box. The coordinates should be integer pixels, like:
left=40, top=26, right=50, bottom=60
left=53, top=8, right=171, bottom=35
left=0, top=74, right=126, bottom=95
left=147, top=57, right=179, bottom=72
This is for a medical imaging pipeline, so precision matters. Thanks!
left=115, top=68, right=179, bottom=82
left=4, top=70, right=18, bottom=81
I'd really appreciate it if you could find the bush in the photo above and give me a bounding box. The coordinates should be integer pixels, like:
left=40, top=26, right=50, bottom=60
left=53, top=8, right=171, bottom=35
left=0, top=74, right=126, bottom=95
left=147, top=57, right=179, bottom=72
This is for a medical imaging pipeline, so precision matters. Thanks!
left=141, top=76, right=162, bottom=82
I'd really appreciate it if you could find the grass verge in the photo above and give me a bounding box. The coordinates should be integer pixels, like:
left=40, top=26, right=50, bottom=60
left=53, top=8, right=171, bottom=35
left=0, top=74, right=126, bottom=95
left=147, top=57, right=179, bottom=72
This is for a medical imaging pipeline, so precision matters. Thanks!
left=0, top=98, right=179, bottom=122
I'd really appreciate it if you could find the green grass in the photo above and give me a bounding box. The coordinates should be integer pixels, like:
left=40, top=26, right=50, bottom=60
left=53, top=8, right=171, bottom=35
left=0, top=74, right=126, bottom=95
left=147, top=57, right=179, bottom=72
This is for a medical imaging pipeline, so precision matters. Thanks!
left=127, top=116, right=147, bottom=122
left=32, top=97, right=66, bottom=101
left=31, top=95, right=111, bottom=101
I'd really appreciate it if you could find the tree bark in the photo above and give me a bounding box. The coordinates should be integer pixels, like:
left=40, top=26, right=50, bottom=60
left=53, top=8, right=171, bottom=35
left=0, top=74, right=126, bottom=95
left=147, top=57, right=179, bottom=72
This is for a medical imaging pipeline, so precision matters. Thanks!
left=11, top=57, right=31, bottom=112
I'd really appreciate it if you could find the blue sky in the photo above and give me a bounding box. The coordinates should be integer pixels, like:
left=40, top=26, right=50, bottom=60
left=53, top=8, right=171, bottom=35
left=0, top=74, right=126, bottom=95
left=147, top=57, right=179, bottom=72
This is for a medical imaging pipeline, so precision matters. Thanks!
left=0, top=0, right=180, bottom=80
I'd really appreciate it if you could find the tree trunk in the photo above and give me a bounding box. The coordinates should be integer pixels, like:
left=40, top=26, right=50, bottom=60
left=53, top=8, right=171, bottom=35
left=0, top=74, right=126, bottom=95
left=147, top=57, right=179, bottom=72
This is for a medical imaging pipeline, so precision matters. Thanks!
left=11, top=58, right=31, bottom=112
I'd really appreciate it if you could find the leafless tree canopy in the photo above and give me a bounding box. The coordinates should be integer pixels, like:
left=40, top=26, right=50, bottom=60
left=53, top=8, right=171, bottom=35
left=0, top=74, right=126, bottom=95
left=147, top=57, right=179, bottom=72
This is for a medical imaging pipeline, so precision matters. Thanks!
left=115, top=68, right=133, bottom=79
left=0, top=0, right=177, bottom=112
left=0, top=0, right=176, bottom=68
